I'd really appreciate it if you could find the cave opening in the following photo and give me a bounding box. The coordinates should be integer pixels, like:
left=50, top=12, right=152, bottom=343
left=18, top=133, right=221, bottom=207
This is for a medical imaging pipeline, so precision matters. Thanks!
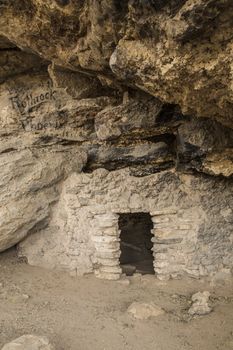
left=118, top=212, right=154, bottom=276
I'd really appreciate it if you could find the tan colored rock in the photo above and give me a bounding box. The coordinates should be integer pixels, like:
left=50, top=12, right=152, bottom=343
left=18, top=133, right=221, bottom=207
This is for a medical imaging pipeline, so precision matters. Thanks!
left=0, top=146, right=86, bottom=252
left=0, top=71, right=88, bottom=252
left=203, top=150, right=233, bottom=177
left=0, top=1, right=232, bottom=127
left=127, top=302, right=165, bottom=320
left=2, top=335, right=54, bottom=350
left=188, top=291, right=212, bottom=316
left=0, top=0, right=232, bottom=281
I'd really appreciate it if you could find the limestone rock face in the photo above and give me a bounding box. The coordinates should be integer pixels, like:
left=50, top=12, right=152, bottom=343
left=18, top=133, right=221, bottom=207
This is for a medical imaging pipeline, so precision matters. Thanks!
left=0, top=71, right=87, bottom=252
left=0, top=0, right=232, bottom=275
left=0, top=0, right=233, bottom=127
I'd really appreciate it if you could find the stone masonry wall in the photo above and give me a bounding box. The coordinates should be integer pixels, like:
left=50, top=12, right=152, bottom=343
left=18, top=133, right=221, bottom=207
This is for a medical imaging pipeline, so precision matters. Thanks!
left=19, top=168, right=233, bottom=281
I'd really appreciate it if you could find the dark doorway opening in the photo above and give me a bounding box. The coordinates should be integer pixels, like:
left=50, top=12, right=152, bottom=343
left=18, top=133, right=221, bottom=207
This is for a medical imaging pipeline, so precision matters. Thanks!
left=118, top=212, right=154, bottom=276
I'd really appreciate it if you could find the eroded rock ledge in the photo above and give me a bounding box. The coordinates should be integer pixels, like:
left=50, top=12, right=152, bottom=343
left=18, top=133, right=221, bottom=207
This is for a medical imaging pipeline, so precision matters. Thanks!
left=1, top=0, right=233, bottom=126
left=0, top=1, right=232, bottom=279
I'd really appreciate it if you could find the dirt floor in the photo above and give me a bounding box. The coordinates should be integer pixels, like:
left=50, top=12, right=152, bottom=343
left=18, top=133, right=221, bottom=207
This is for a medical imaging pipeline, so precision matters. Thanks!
left=0, top=249, right=233, bottom=350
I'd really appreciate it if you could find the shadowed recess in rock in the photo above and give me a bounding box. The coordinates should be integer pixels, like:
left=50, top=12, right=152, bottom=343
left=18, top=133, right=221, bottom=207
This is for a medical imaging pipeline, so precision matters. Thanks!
left=119, top=212, right=154, bottom=276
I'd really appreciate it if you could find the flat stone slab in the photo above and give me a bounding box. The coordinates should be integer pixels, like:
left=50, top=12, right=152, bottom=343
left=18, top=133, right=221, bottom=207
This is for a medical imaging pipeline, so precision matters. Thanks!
left=127, top=302, right=165, bottom=320
left=2, top=335, right=55, bottom=350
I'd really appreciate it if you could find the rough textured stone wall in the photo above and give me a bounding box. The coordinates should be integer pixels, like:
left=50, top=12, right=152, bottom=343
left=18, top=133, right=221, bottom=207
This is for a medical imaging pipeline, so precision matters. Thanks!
left=1, top=65, right=231, bottom=258
left=19, top=169, right=233, bottom=280
left=0, top=1, right=233, bottom=280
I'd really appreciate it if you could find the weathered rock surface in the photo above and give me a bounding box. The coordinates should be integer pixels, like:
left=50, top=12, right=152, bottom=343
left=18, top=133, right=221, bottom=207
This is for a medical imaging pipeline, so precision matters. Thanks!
left=0, top=59, right=231, bottom=254
left=0, top=0, right=232, bottom=279
left=18, top=168, right=233, bottom=280
left=188, top=291, right=212, bottom=316
left=1, top=335, right=54, bottom=350
left=1, top=0, right=233, bottom=127
left=0, top=72, right=87, bottom=251
left=127, top=302, right=165, bottom=320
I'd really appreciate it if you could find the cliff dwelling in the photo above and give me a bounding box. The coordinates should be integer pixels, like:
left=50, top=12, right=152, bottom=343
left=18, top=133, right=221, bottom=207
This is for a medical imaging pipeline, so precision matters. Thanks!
left=16, top=168, right=233, bottom=281
left=0, top=0, right=233, bottom=349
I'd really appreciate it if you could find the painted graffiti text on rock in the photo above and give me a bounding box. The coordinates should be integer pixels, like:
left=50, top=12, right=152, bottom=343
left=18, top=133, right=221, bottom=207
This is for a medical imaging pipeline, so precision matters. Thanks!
left=21, top=120, right=62, bottom=131
left=9, top=90, right=57, bottom=114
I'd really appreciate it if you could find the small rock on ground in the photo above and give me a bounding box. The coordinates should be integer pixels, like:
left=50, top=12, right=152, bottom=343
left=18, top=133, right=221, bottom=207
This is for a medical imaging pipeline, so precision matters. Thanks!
left=117, top=278, right=131, bottom=286
left=127, top=302, right=165, bottom=320
left=1, top=335, right=55, bottom=350
left=188, top=291, right=212, bottom=316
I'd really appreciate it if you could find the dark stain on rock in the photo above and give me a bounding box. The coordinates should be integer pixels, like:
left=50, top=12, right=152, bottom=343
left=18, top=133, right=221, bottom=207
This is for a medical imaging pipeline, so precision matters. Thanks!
left=1, top=0, right=36, bottom=16
left=55, top=0, right=70, bottom=6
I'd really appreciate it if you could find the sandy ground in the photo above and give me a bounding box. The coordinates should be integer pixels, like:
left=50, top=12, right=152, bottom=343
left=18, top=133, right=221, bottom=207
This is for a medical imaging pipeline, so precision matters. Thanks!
left=0, top=249, right=233, bottom=350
